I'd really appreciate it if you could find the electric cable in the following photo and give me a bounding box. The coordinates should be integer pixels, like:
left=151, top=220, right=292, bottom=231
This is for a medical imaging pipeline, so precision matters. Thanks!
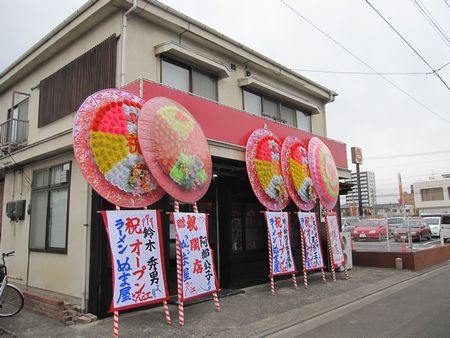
left=291, top=69, right=432, bottom=75
left=411, top=0, right=450, bottom=46
left=366, top=0, right=450, bottom=90
left=365, top=149, right=450, bottom=160
left=279, top=0, right=450, bottom=124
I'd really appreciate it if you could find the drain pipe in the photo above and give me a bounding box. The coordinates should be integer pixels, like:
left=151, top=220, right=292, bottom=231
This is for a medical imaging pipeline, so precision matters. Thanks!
left=120, top=0, right=138, bottom=86
left=81, top=182, right=90, bottom=312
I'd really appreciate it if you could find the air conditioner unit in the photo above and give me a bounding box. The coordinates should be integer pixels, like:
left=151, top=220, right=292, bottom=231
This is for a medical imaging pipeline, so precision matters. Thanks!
left=6, top=201, right=15, bottom=219
left=14, top=200, right=26, bottom=220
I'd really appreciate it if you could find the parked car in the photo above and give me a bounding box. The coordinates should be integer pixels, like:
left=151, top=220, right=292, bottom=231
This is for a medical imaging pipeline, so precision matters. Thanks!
left=440, top=215, right=450, bottom=243
left=393, top=218, right=432, bottom=242
left=423, top=216, right=442, bottom=237
left=352, top=218, right=388, bottom=241
left=341, top=217, right=360, bottom=236
left=387, top=217, right=404, bottom=237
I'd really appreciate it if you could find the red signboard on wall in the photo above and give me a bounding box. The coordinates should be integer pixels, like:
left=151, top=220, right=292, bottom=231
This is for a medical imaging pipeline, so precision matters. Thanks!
left=123, top=79, right=348, bottom=170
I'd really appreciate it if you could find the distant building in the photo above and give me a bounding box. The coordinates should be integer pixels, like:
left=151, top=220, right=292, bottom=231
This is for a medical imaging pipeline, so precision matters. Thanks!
left=371, top=203, right=414, bottom=217
left=345, top=171, right=377, bottom=207
left=413, top=175, right=450, bottom=215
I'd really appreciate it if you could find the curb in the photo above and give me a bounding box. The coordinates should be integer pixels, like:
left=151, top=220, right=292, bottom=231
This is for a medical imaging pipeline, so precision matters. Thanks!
left=229, top=264, right=450, bottom=337
left=218, top=271, right=421, bottom=337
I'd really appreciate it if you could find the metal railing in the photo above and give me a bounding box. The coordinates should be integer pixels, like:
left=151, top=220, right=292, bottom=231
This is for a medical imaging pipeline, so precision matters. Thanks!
left=0, top=119, right=29, bottom=153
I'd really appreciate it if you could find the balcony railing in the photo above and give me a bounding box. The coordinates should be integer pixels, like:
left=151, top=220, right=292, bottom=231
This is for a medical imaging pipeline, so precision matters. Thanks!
left=0, top=119, right=29, bottom=154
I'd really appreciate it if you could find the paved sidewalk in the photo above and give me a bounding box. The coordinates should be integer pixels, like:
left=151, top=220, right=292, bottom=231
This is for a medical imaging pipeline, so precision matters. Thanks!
left=0, top=266, right=426, bottom=338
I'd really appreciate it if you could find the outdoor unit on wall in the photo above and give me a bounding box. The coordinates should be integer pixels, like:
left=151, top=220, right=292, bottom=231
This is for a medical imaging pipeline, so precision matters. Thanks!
left=5, top=201, right=15, bottom=219
left=14, top=200, right=26, bottom=220
left=5, top=200, right=26, bottom=221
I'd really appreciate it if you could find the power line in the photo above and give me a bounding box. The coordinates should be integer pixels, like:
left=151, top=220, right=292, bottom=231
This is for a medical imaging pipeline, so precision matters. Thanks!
left=411, top=0, right=450, bottom=47
left=366, top=0, right=450, bottom=90
left=365, top=149, right=450, bottom=160
left=291, top=68, right=432, bottom=75
left=279, top=0, right=450, bottom=124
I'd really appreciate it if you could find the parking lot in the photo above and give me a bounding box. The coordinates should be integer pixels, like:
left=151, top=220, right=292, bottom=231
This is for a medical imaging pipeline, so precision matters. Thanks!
left=352, top=237, right=444, bottom=252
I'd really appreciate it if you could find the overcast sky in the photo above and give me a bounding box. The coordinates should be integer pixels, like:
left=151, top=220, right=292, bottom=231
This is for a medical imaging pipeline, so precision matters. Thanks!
left=1, top=0, right=449, bottom=203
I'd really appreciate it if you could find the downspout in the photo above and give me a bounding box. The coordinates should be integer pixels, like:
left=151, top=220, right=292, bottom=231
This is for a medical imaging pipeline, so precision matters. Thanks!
left=81, top=182, right=90, bottom=312
left=120, top=0, right=138, bottom=86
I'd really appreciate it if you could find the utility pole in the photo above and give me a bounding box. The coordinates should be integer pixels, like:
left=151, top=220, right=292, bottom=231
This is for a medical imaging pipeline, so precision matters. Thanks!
left=398, top=173, right=412, bottom=251
left=356, top=163, right=363, bottom=217
left=351, top=147, right=364, bottom=217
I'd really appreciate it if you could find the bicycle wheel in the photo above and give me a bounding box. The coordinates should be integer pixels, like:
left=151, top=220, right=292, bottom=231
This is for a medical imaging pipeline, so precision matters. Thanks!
left=0, top=284, right=24, bottom=317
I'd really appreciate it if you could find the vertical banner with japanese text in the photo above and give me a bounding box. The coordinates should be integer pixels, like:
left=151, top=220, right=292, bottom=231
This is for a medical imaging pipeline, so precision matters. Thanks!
left=172, top=212, right=219, bottom=301
left=264, top=211, right=297, bottom=276
left=325, top=212, right=345, bottom=267
left=298, top=212, right=325, bottom=271
left=102, top=210, right=169, bottom=311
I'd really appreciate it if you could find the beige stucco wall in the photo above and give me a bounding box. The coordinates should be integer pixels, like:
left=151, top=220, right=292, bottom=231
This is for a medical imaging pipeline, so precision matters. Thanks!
left=0, top=152, right=89, bottom=301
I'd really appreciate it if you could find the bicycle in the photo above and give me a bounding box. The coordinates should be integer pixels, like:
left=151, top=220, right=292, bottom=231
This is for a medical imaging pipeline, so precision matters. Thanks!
left=0, top=251, right=24, bottom=317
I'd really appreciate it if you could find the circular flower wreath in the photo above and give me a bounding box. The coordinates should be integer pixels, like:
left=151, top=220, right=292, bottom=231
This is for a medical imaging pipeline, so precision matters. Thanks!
left=254, top=135, right=289, bottom=202
left=289, top=142, right=316, bottom=204
left=89, top=99, right=159, bottom=195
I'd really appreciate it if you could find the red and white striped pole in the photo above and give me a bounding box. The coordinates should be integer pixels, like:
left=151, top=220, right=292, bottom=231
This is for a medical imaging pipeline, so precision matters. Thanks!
left=174, top=201, right=185, bottom=326
left=292, top=273, right=298, bottom=289
left=113, top=310, right=119, bottom=337
left=300, top=230, right=308, bottom=289
left=266, top=222, right=275, bottom=296
left=320, top=268, right=326, bottom=283
left=343, top=265, right=350, bottom=280
left=193, top=203, right=220, bottom=312
left=114, top=205, right=120, bottom=336
left=325, top=215, right=337, bottom=282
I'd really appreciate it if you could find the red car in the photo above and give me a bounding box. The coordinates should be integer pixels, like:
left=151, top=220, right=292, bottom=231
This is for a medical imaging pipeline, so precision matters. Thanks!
left=393, top=219, right=432, bottom=242
left=352, top=218, right=388, bottom=241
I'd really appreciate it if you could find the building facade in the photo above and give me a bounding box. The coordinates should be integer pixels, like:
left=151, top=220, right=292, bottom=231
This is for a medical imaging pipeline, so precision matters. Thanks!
left=345, top=171, right=376, bottom=207
left=413, top=176, right=450, bottom=215
left=0, top=0, right=349, bottom=317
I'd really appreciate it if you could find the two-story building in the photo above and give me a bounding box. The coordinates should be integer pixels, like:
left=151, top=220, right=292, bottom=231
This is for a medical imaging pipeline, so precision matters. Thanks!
left=414, top=176, right=450, bottom=215
left=0, top=0, right=349, bottom=318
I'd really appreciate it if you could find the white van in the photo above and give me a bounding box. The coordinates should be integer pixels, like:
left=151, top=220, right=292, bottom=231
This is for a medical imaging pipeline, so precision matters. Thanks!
left=440, top=215, right=450, bottom=242
left=423, top=216, right=442, bottom=237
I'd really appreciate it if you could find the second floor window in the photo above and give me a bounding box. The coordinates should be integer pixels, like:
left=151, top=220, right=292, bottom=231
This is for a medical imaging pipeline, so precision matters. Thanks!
left=243, top=89, right=311, bottom=131
left=161, top=58, right=218, bottom=101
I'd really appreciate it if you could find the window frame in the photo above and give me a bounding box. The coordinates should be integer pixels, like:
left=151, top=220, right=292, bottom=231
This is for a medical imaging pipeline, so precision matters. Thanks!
left=420, top=187, right=444, bottom=202
left=242, top=88, right=313, bottom=130
left=161, top=57, right=218, bottom=101
left=29, top=162, right=71, bottom=254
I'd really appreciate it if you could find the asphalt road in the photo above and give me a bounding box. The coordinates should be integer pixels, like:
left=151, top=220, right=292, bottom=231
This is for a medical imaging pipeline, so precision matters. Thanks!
left=268, top=264, right=450, bottom=338
left=353, top=238, right=443, bottom=252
